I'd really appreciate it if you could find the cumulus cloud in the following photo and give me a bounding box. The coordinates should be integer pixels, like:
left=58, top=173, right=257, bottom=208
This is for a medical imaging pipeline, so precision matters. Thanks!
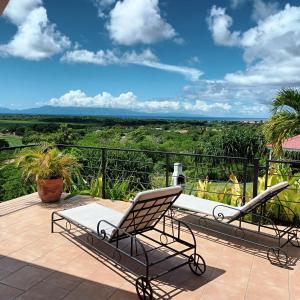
left=93, top=0, right=116, bottom=18
left=106, top=0, right=178, bottom=45
left=182, top=80, right=279, bottom=116
left=61, top=48, right=202, bottom=81
left=207, top=6, right=241, bottom=46
left=208, top=4, right=300, bottom=86
left=252, top=0, right=279, bottom=21
left=47, top=89, right=231, bottom=115
left=4, top=0, right=42, bottom=24
left=0, top=0, right=70, bottom=60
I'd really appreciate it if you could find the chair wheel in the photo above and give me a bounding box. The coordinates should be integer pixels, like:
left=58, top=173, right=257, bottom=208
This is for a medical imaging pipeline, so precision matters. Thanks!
left=135, top=276, right=153, bottom=300
left=188, top=253, right=206, bottom=276
left=267, top=247, right=288, bottom=267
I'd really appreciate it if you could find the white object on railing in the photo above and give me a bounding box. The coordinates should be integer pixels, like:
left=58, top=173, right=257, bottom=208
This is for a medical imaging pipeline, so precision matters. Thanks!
left=172, top=163, right=185, bottom=187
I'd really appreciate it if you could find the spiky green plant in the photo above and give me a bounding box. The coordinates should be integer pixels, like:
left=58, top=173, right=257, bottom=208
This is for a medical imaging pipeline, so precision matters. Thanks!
left=15, top=145, right=80, bottom=188
left=106, top=178, right=136, bottom=201
left=264, top=88, right=300, bottom=157
left=196, top=177, right=213, bottom=199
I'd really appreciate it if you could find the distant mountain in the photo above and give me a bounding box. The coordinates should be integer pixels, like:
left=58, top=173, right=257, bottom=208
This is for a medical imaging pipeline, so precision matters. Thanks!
left=0, top=105, right=152, bottom=117
left=0, top=105, right=204, bottom=118
left=0, top=107, right=15, bottom=114
left=0, top=105, right=266, bottom=121
left=22, top=105, right=152, bottom=117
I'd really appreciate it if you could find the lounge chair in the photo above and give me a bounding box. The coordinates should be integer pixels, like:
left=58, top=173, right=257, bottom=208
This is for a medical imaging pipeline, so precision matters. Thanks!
left=52, top=186, right=206, bottom=300
left=173, top=181, right=300, bottom=267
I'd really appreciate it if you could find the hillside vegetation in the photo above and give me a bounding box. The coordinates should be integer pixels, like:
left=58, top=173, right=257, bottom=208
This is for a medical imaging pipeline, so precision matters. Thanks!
left=0, top=115, right=266, bottom=160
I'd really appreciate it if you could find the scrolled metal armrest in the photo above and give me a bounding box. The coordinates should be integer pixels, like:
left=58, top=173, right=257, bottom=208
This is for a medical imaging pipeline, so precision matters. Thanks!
left=212, top=204, right=241, bottom=222
left=97, top=219, right=140, bottom=241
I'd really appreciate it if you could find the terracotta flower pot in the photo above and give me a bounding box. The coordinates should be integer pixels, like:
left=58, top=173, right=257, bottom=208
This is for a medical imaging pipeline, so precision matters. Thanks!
left=37, top=178, right=63, bottom=203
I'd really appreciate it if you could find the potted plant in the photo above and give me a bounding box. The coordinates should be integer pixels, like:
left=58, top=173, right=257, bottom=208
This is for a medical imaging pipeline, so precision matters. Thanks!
left=15, top=145, right=80, bottom=203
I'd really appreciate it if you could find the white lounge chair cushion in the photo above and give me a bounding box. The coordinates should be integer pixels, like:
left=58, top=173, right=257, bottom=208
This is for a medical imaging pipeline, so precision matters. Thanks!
left=59, top=186, right=183, bottom=241
left=174, top=194, right=241, bottom=219
left=174, top=181, right=288, bottom=220
left=59, top=203, right=124, bottom=238
left=240, top=181, right=288, bottom=212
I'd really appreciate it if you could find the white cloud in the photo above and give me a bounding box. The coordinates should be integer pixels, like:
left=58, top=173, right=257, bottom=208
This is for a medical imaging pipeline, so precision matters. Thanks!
left=4, top=0, right=42, bottom=24
left=183, top=100, right=231, bottom=113
left=106, top=0, right=177, bottom=45
left=138, top=60, right=202, bottom=81
left=93, top=0, right=116, bottom=18
left=62, top=49, right=123, bottom=65
left=252, top=0, right=279, bottom=21
left=230, top=0, right=247, bottom=9
left=207, top=6, right=241, bottom=46
left=208, top=4, right=300, bottom=86
left=230, top=0, right=279, bottom=20
left=47, top=89, right=231, bottom=115
left=182, top=80, right=274, bottom=117
left=0, top=0, right=70, bottom=60
left=61, top=48, right=202, bottom=81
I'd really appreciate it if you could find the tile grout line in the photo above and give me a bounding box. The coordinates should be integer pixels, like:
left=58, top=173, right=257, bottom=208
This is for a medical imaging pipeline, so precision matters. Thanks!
left=1, top=235, right=85, bottom=299
left=12, top=269, right=57, bottom=300
left=0, top=263, right=59, bottom=299
left=1, top=226, right=72, bottom=265
left=0, top=281, right=24, bottom=292
left=244, top=253, right=255, bottom=300
left=11, top=261, right=88, bottom=300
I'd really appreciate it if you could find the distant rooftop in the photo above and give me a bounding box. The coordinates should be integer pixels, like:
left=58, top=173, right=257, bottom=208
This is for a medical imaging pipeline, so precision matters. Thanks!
left=267, top=134, right=300, bottom=151
left=0, top=0, right=9, bottom=16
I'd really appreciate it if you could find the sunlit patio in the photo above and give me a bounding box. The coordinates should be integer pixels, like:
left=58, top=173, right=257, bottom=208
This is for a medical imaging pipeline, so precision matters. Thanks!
left=0, top=193, right=299, bottom=300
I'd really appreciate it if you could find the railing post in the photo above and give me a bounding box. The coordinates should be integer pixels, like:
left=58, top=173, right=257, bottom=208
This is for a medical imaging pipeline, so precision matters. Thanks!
left=252, top=158, right=259, bottom=198
left=264, top=159, right=270, bottom=190
left=242, top=159, right=248, bottom=205
left=165, top=153, right=170, bottom=187
left=101, top=148, right=107, bottom=199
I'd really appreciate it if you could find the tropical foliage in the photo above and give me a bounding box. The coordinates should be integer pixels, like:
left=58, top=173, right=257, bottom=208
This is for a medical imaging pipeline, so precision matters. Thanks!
left=196, top=174, right=242, bottom=206
left=1, top=113, right=300, bottom=221
left=257, top=164, right=300, bottom=220
left=14, top=145, right=80, bottom=187
left=264, top=88, right=300, bottom=157
left=196, top=164, right=300, bottom=222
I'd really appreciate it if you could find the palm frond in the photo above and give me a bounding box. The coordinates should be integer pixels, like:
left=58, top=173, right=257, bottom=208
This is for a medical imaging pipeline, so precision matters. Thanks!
left=272, top=88, right=300, bottom=113
left=264, top=111, right=300, bottom=157
left=264, top=88, right=300, bottom=158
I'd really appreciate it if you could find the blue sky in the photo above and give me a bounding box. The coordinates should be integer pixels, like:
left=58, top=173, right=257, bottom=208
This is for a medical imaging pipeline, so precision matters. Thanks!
left=0, top=0, right=300, bottom=117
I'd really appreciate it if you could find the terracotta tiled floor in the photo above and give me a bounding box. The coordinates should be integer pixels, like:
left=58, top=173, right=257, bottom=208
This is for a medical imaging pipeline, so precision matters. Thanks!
left=0, top=193, right=299, bottom=300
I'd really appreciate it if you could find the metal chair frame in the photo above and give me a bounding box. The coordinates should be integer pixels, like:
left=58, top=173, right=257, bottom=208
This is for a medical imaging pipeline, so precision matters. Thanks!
left=51, top=191, right=206, bottom=300
left=172, top=185, right=299, bottom=267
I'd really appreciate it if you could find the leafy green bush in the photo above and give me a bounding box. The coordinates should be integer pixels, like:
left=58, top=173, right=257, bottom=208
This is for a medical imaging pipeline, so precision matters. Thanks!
left=257, top=164, right=300, bottom=220
left=194, top=164, right=300, bottom=222
left=106, top=178, right=135, bottom=201
left=196, top=174, right=242, bottom=206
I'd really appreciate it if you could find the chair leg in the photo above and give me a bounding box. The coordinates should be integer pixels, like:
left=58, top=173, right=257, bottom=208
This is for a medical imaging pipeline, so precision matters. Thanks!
left=135, top=276, right=153, bottom=300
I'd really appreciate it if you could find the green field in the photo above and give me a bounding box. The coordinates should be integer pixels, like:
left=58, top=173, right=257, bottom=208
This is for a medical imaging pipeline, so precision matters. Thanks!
left=0, top=134, right=22, bottom=146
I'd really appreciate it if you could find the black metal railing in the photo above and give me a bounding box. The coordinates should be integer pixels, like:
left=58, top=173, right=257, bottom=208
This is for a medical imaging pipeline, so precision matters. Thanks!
left=1, top=144, right=300, bottom=220
left=58, top=144, right=252, bottom=204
